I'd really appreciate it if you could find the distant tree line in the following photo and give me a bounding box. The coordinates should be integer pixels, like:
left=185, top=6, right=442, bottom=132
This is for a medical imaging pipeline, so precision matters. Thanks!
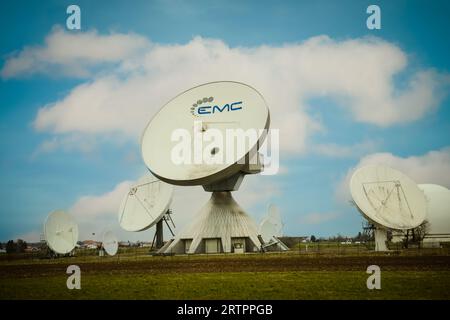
left=3, top=239, right=28, bottom=253
left=307, top=231, right=373, bottom=243
left=309, top=220, right=428, bottom=246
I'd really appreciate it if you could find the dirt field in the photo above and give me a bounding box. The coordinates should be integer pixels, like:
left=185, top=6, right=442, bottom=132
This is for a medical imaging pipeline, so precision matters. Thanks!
left=1, top=254, right=450, bottom=277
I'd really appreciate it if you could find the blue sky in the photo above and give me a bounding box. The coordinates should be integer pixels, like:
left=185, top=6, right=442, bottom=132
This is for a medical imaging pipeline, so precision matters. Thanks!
left=1, top=0, right=449, bottom=242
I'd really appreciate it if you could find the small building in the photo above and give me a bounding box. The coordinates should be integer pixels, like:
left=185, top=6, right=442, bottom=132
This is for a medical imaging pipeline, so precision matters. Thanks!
left=80, top=240, right=101, bottom=249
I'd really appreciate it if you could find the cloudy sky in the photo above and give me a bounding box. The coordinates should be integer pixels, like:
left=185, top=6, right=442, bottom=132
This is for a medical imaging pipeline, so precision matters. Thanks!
left=1, top=0, right=449, bottom=242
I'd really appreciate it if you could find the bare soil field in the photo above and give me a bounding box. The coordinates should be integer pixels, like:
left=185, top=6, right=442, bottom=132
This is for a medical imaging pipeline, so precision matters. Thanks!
left=1, top=254, right=449, bottom=278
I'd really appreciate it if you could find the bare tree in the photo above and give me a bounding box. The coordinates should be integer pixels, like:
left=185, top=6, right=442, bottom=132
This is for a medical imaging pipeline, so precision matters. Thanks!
left=402, top=220, right=429, bottom=248
left=411, top=220, right=429, bottom=243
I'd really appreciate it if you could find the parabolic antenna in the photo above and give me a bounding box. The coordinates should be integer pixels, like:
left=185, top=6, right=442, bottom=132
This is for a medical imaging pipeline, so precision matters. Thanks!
left=170, top=191, right=261, bottom=253
left=350, top=165, right=426, bottom=230
left=418, top=184, right=450, bottom=240
left=142, top=81, right=270, bottom=254
left=259, top=204, right=283, bottom=243
left=102, top=230, right=118, bottom=256
left=44, top=210, right=78, bottom=254
left=118, top=174, right=173, bottom=232
left=141, top=81, right=270, bottom=186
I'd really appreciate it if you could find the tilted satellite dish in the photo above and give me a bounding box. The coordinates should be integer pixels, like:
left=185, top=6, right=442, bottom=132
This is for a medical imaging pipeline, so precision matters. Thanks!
left=118, top=174, right=176, bottom=250
left=350, top=165, right=426, bottom=251
left=141, top=81, right=270, bottom=254
left=118, top=174, right=173, bottom=232
left=418, top=184, right=450, bottom=243
left=259, top=204, right=283, bottom=243
left=258, top=204, right=288, bottom=252
left=44, top=210, right=78, bottom=255
left=102, top=230, right=118, bottom=256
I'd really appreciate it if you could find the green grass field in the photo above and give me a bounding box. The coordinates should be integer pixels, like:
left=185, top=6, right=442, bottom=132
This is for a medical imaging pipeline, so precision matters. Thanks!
left=1, top=248, right=450, bottom=300
left=2, top=271, right=450, bottom=300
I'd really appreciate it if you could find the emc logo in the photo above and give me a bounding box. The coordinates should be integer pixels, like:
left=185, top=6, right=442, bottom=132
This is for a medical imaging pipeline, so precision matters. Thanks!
left=190, top=97, right=243, bottom=116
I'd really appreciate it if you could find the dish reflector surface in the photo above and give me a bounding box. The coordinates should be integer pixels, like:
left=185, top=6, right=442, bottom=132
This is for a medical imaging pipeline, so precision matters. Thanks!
left=44, top=210, right=78, bottom=254
left=418, top=184, right=450, bottom=235
left=350, top=165, right=426, bottom=230
left=102, top=230, right=118, bottom=256
left=118, top=174, right=173, bottom=232
left=141, top=81, right=270, bottom=186
left=259, top=204, right=283, bottom=243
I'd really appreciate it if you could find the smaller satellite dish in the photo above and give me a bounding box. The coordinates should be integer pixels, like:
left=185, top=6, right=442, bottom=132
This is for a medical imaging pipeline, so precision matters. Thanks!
left=350, top=165, right=426, bottom=230
left=102, top=230, right=118, bottom=256
left=418, top=184, right=450, bottom=237
left=259, top=204, right=283, bottom=243
left=118, top=174, right=173, bottom=232
left=44, top=210, right=78, bottom=254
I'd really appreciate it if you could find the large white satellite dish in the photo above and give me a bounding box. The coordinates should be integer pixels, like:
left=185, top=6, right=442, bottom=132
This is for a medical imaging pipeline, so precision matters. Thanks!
left=141, top=81, right=270, bottom=254
left=102, top=230, right=118, bottom=256
left=118, top=174, right=173, bottom=232
left=44, top=210, right=78, bottom=255
left=141, top=81, right=270, bottom=187
left=418, top=184, right=450, bottom=243
left=350, top=165, right=426, bottom=251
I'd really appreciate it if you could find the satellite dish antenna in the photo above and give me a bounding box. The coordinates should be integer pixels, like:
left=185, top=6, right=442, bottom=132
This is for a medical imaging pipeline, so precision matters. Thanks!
left=141, top=81, right=269, bottom=254
left=258, top=204, right=289, bottom=251
left=44, top=210, right=78, bottom=255
left=118, top=174, right=175, bottom=250
left=259, top=204, right=283, bottom=243
left=418, top=184, right=450, bottom=243
left=118, top=174, right=173, bottom=232
left=350, top=165, right=426, bottom=251
left=102, top=230, right=118, bottom=256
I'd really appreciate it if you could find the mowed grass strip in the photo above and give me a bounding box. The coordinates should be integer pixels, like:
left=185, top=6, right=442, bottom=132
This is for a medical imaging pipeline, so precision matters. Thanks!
left=1, top=271, right=449, bottom=300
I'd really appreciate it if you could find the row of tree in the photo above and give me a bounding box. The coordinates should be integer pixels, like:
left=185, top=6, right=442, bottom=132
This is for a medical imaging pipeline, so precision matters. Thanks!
left=1, top=239, right=28, bottom=253
left=309, top=220, right=429, bottom=244
left=308, top=232, right=373, bottom=243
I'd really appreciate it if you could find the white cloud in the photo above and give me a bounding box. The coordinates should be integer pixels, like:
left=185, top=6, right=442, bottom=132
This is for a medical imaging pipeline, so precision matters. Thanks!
left=235, top=175, right=281, bottom=210
left=14, top=231, right=41, bottom=243
left=336, top=147, right=450, bottom=203
left=68, top=180, right=134, bottom=241
left=1, top=28, right=446, bottom=155
left=31, top=135, right=97, bottom=159
left=301, top=212, right=339, bottom=224
left=69, top=180, right=133, bottom=219
left=311, top=140, right=380, bottom=158
left=33, top=138, right=60, bottom=155
left=1, top=26, right=150, bottom=78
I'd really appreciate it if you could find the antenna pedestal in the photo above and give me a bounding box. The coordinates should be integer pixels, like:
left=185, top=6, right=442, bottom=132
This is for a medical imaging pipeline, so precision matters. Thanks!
left=374, top=227, right=388, bottom=251
left=155, top=219, right=164, bottom=248
left=164, top=191, right=261, bottom=254
left=202, top=153, right=263, bottom=192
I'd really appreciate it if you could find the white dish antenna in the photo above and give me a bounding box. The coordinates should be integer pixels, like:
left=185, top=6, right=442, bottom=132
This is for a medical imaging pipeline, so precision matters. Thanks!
left=102, top=230, right=118, bottom=256
left=118, top=174, right=173, bottom=232
left=141, top=81, right=270, bottom=186
left=418, top=184, right=450, bottom=237
left=350, top=165, right=426, bottom=230
left=143, top=81, right=270, bottom=254
left=259, top=204, right=283, bottom=243
left=44, top=210, right=78, bottom=254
